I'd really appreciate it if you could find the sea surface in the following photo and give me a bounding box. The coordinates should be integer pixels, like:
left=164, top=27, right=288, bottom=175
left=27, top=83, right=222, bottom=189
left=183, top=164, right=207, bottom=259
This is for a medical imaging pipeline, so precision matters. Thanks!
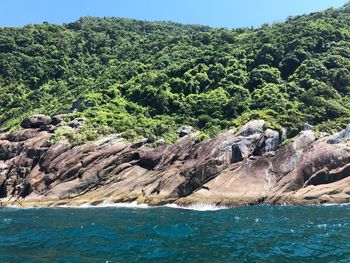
left=0, top=204, right=350, bottom=263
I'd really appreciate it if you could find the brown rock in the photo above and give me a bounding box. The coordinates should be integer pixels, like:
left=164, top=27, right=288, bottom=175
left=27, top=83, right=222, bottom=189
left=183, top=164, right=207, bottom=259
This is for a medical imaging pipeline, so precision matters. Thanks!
left=0, top=140, right=23, bottom=160
left=21, top=115, right=51, bottom=129
left=1, top=119, right=350, bottom=208
left=138, top=149, right=163, bottom=169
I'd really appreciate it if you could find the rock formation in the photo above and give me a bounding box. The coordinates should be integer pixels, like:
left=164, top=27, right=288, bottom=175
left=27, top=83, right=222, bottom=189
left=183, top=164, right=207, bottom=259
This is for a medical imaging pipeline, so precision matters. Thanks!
left=0, top=115, right=350, bottom=207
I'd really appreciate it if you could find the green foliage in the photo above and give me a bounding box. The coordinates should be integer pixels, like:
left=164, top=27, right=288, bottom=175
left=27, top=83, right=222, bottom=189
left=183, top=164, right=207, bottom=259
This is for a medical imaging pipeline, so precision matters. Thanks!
left=1, top=4, right=350, bottom=142
left=49, top=125, right=99, bottom=146
left=193, top=131, right=210, bottom=143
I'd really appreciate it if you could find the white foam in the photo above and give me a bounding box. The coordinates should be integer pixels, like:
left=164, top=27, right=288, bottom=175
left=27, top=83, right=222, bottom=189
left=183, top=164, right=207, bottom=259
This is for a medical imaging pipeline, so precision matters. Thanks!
left=320, top=203, right=350, bottom=207
left=4, top=201, right=350, bottom=210
left=7, top=204, right=19, bottom=208
left=48, top=202, right=227, bottom=211
left=165, top=203, right=228, bottom=211
left=317, top=224, right=327, bottom=229
left=98, top=201, right=149, bottom=208
left=74, top=201, right=149, bottom=209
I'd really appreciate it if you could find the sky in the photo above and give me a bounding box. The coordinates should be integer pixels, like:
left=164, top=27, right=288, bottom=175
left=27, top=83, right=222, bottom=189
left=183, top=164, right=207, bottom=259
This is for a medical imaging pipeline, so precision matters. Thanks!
left=0, top=0, right=348, bottom=28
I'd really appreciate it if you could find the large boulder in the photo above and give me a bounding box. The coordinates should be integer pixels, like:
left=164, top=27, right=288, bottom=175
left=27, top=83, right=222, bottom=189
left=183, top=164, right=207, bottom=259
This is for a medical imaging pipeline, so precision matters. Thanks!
left=235, top=120, right=265, bottom=137
left=253, top=129, right=281, bottom=156
left=229, top=120, right=267, bottom=163
left=21, top=115, right=51, bottom=129
left=231, top=138, right=254, bottom=163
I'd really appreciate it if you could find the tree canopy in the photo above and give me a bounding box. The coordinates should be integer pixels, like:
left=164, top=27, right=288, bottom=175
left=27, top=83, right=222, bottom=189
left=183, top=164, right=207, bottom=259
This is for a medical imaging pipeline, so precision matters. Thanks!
left=1, top=4, right=350, bottom=142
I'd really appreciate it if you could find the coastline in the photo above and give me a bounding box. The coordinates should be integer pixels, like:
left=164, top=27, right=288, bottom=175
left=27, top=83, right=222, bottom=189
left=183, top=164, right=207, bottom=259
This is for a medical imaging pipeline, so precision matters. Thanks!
left=1, top=116, right=350, bottom=210
left=2, top=199, right=350, bottom=212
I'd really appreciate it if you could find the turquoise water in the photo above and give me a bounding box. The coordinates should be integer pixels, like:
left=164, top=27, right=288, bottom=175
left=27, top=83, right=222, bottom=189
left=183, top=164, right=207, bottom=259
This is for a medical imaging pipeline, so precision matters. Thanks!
left=1, top=205, right=350, bottom=263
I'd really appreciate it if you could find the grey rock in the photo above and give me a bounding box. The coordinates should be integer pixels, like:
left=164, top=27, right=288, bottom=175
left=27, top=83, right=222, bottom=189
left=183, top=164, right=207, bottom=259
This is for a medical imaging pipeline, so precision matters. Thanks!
left=68, top=118, right=85, bottom=129
left=327, top=125, right=350, bottom=144
left=253, top=129, right=280, bottom=156
left=21, top=115, right=52, bottom=129
left=70, top=98, right=84, bottom=112
left=94, top=134, right=122, bottom=149
left=177, top=126, right=193, bottom=138
left=70, top=98, right=94, bottom=112
left=224, top=120, right=267, bottom=164
left=281, top=128, right=288, bottom=142
left=293, top=130, right=316, bottom=149
left=231, top=138, right=254, bottom=163
left=303, top=122, right=314, bottom=131
left=51, top=114, right=66, bottom=126
left=235, top=120, right=265, bottom=137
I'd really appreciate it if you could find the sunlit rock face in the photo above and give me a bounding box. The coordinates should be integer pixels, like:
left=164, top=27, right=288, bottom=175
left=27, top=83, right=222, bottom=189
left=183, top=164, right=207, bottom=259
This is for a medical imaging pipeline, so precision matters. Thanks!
left=1, top=115, right=350, bottom=208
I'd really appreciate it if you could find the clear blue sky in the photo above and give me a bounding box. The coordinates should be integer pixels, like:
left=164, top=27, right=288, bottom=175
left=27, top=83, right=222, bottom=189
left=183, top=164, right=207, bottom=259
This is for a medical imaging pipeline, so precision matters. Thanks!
left=0, top=0, right=348, bottom=28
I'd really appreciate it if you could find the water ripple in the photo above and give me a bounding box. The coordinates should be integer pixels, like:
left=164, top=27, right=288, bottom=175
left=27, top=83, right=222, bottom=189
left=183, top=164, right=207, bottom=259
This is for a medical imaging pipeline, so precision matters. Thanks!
left=0, top=205, right=350, bottom=262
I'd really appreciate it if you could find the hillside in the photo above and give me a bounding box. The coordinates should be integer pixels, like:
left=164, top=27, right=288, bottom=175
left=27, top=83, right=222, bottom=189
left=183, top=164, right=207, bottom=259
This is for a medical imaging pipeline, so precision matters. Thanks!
left=0, top=4, right=350, bottom=143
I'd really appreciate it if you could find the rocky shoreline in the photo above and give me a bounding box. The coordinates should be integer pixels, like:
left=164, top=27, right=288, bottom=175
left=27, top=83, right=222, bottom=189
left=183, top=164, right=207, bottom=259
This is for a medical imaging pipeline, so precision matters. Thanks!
left=1, top=115, right=350, bottom=208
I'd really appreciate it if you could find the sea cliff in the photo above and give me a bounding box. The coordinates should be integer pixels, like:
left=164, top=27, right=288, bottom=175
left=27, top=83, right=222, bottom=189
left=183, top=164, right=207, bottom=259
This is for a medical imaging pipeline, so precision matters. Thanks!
left=1, top=114, right=350, bottom=208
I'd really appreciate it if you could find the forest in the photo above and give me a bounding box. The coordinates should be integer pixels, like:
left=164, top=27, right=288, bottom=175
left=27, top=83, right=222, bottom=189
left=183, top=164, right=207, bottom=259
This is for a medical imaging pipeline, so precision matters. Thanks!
left=0, top=4, right=350, bottom=143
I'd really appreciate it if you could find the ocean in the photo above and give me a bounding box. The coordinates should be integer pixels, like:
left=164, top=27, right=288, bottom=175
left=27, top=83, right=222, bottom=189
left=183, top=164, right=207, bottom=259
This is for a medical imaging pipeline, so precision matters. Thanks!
left=0, top=204, right=349, bottom=262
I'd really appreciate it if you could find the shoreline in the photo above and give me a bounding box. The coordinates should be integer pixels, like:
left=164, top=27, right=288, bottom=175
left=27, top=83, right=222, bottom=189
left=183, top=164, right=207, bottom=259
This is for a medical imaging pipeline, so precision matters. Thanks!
left=2, top=197, right=350, bottom=211
left=2, top=201, right=350, bottom=212
left=1, top=117, right=350, bottom=211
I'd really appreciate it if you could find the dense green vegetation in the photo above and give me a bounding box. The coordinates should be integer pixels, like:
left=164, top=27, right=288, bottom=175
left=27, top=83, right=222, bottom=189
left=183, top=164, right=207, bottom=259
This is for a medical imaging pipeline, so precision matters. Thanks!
left=1, top=4, right=350, bottom=142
